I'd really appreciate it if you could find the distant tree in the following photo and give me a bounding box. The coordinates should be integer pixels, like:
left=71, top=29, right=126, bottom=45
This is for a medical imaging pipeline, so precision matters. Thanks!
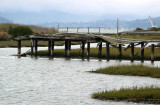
left=8, top=26, right=33, bottom=37
left=148, top=27, right=159, bottom=31
left=135, top=28, right=143, bottom=31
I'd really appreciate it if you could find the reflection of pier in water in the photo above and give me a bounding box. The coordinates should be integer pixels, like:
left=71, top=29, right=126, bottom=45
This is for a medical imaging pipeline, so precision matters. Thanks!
left=15, top=29, right=160, bottom=62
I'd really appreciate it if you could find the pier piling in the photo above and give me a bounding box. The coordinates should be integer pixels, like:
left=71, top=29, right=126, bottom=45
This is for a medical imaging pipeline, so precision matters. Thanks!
left=98, top=42, right=102, bottom=58
left=82, top=41, right=85, bottom=58
left=51, top=40, right=54, bottom=57
left=141, top=42, right=144, bottom=61
left=35, top=39, right=38, bottom=56
left=31, top=39, right=34, bottom=54
left=18, top=40, right=21, bottom=54
left=106, top=42, right=110, bottom=60
left=87, top=42, right=90, bottom=58
left=131, top=43, right=134, bottom=61
left=151, top=44, right=154, bottom=62
left=65, top=40, right=71, bottom=57
left=118, top=44, right=122, bottom=59
left=48, top=40, right=51, bottom=56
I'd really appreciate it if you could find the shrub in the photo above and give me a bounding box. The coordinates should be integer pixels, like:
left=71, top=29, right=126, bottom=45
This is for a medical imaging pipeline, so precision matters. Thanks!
left=135, top=28, right=143, bottom=31
left=147, top=27, right=159, bottom=31
left=8, top=26, right=33, bottom=37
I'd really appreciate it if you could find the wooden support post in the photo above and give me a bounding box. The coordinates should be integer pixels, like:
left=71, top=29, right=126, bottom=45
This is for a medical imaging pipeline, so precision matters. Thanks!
left=65, top=40, right=68, bottom=57
left=82, top=41, right=85, bottom=58
left=88, top=27, right=89, bottom=34
left=57, top=23, right=59, bottom=33
left=18, top=40, right=21, bottom=54
left=51, top=40, right=54, bottom=57
left=87, top=42, right=90, bottom=58
left=48, top=40, right=51, bottom=56
left=141, top=42, right=144, bottom=61
left=35, top=39, right=38, bottom=56
left=67, top=41, right=71, bottom=57
left=98, top=42, right=102, bottom=58
left=106, top=42, right=110, bottom=60
left=99, top=27, right=101, bottom=34
left=77, top=27, right=79, bottom=33
left=65, top=40, right=71, bottom=57
left=31, top=39, right=34, bottom=54
left=119, top=44, right=122, bottom=59
left=69, top=41, right=71, bottom=51
left=151, top=44, right=154, bottom=62
left=131, top=43, right=134, bottom=61
left=67, top=27, right=68, bottom=33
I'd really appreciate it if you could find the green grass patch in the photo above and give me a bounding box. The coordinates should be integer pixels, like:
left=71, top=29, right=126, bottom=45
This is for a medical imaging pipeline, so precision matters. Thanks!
left=116, top=35, right=160, bottom=40
left=91, top=65, right=160, bottom=78
left=27, top=47, right=160, bottom=60
left=92, top=86, right=160, bottom=104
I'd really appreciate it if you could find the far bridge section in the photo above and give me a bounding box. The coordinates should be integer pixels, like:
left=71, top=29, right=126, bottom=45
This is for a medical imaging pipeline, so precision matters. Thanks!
left=15, top=33, right=160, bottom=62
left=57, top=27, right=126, bottom=34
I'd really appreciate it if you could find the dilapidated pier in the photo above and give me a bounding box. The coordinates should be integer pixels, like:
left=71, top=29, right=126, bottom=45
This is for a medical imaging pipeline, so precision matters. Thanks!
left=15, top=32, right=160, bottom=62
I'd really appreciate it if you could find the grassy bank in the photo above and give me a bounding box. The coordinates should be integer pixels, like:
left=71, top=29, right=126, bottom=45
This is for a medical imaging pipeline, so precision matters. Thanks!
left=27, top=47, right=160, bottom=60
left=92, top=86, right=160, bottom=104
left=90, top=65, right=160, bottom=78
left=118, top=35, right=160, bottom=40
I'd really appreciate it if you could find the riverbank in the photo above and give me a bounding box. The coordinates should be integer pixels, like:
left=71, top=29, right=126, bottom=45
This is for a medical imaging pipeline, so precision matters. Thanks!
left=90, top=65, right=160, bottom=78
left=27, top=47, right=160, bottom=60
left=92, top=86, right=160, bottom=104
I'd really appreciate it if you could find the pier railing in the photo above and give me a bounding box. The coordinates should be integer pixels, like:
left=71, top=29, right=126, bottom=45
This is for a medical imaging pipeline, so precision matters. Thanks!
left=57, top=27, right=121, bottom=34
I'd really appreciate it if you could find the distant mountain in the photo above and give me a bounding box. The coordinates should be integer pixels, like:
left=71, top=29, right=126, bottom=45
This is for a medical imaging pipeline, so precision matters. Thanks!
left=39, top=16, right=160, bottom=29
left=0, top=16, right=12, bottom=23
left=119, top=16, right=160, bottom=29
left=0, top=10, right=160, bottom=29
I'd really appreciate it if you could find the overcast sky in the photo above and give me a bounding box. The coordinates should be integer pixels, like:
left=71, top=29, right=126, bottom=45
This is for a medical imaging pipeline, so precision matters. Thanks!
left=0, top=0, right=160, bottom=18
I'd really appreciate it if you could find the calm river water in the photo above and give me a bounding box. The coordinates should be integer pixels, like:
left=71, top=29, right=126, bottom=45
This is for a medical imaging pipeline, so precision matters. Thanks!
left=0, top=47, right=160, bottom=105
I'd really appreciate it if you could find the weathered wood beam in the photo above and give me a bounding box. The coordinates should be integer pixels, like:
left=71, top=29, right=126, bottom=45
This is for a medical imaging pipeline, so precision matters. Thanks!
left=124, top=42, right=141, bottom=51
left=134, top=43, right=148, bottom=57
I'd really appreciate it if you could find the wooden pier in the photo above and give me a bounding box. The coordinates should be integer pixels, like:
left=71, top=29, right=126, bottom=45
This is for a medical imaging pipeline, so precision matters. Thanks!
left=15, top=32, right=160, bottom=62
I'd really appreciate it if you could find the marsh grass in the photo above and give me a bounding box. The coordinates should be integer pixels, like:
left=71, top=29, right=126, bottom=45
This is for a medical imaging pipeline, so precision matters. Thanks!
left=91, top=65, right=160, bottom=78
left=27, top=47, right=160, bottom=60
left=115, top=35, right=160, bottom=40
left=92, top=86, right=160, bottom=104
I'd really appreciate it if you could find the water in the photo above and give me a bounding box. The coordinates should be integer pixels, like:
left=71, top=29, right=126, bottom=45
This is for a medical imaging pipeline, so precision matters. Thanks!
left=0, top=47, right=160, bottom=105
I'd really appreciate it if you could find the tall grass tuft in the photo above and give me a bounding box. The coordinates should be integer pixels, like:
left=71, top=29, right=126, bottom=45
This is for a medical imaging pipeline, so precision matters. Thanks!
left=91, top=65, right=160, bottom=78
left=92, top=86, right=160, bottom=104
